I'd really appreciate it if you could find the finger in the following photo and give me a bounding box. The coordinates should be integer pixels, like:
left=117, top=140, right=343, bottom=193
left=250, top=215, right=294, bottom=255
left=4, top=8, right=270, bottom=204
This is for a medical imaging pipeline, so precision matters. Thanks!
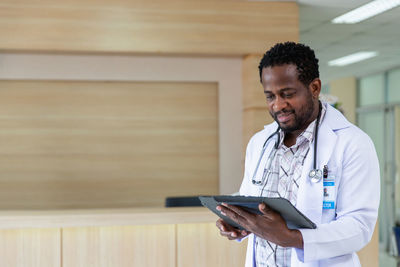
left=221, top=227, right=248, bottom=236
left=221, top=228, right=248, bottom=240
left=218, top=206, right=248, bottom=227
left=241, top=229, right=249, bottom=236
left=218, top=204, right=242, bottom=220
left=227, top=229, right=250, bottom=239
left=216, top=219, right=234, bottom=232
left=216, top=219, right=225, bottom=231
left=216, top=205, right=227, bottom=216
left=258, top=203, right=272, bottom=215
left=221, top=203, right=252, bottom=219
left=221, top=230, right=238, bottom=238
left=217, top=224, right=240, bottom=239
left=216, top=219, right=239, bottom=234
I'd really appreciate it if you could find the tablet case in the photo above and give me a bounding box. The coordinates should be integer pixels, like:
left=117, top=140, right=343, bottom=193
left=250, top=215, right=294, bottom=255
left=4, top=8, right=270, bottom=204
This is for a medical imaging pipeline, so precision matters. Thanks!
left=199, top=195, right=316, bottom=230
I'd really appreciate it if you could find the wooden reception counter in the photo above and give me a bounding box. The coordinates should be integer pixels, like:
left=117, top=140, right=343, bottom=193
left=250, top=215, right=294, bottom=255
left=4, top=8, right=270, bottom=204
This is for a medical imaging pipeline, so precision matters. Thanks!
left=0, top=207, right=247, bottom=267
left=0, top=207, right=377, bottom=267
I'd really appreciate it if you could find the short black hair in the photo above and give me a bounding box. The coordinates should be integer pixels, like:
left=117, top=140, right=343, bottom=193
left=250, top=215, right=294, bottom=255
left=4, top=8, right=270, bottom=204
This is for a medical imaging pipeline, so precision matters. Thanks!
left=258, top=42, right=319, bottom=86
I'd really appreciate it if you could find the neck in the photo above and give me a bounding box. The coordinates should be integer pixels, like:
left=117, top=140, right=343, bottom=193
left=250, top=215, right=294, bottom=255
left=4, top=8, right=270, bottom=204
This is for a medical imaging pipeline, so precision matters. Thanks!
left=283, top=101, right=320, bottom=147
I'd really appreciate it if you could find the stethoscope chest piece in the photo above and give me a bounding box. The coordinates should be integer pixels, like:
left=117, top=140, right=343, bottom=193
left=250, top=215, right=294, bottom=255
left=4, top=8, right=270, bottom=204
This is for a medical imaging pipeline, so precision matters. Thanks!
left=309, top=169, right=322, bottom=183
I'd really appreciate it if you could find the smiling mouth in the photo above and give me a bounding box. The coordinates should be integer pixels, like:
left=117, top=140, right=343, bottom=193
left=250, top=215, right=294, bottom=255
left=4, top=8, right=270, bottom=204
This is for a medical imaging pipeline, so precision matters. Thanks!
left=276, top=112, right=294, bottom=123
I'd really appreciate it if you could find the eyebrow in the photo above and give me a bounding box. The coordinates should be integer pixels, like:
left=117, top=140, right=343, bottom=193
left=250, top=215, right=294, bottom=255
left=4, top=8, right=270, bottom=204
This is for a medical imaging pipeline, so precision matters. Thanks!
left=264, top=88, right=296, bottom=93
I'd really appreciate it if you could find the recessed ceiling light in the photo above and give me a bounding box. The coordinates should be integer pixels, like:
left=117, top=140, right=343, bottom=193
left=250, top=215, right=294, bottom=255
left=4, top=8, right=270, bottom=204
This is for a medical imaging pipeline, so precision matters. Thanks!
left=328, top=52, right=379, bottom=66
left=332, top=0, right=400, bottom=24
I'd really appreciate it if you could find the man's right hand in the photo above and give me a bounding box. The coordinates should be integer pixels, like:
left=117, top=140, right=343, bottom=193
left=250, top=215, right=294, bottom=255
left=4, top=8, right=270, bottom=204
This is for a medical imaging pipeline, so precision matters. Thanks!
left=216, top=219, right=250, bottom=240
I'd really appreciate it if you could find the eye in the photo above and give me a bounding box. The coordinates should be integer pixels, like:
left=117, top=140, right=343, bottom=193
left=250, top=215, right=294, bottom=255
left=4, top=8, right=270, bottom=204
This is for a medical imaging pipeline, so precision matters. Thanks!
left=283, top=92, right=295, bottom=98
left=265, top=94, right=274, bottom=101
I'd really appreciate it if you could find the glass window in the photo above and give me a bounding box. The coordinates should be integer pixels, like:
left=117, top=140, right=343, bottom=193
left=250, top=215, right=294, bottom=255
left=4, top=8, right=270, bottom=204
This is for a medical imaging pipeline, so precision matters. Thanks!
left=358, top=111, right=385, bottom=176
left=388, top=68, right=400, bottom=103
left=359, top=74, right=385, bottom=106
left=357, top=110, right=386, bottom=244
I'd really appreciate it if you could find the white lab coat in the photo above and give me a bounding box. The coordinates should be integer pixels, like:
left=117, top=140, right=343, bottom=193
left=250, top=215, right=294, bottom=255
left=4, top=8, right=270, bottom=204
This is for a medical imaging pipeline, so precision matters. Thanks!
left=239, top=104, right=380, bottom=267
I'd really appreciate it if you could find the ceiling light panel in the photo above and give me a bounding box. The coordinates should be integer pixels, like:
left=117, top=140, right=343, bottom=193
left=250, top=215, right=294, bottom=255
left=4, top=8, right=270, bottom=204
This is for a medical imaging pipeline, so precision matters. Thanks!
left=332, top=0, right=400, bottom=24
left=328, top=51, right=379, bottom=66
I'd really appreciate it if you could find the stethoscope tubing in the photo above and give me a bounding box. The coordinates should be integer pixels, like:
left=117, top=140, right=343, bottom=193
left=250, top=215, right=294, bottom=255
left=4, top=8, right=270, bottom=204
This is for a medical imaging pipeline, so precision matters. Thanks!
left=251, top=101, right=322, bottom=186
left=251, top=127, right=280, bottom=185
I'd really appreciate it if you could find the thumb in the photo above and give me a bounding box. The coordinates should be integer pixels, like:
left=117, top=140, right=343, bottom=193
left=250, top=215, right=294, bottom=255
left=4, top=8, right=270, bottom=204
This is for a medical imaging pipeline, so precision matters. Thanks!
left=258, top=203, right=271, bottom=215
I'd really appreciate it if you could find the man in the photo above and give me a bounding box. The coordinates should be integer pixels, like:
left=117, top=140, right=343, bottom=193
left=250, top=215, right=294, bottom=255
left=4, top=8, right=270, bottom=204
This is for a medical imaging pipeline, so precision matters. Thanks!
left=216, top=42, right=380, bottom=266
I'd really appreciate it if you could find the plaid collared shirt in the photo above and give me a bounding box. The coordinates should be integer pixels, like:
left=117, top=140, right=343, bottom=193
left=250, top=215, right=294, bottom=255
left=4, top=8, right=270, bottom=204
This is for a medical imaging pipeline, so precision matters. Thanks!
left=254, top=103, right=326, bottom=267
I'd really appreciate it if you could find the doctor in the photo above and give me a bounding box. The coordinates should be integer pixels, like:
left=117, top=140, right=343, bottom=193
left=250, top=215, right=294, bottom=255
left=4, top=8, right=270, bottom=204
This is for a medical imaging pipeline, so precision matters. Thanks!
left=216, top=42, right=380, bottom=266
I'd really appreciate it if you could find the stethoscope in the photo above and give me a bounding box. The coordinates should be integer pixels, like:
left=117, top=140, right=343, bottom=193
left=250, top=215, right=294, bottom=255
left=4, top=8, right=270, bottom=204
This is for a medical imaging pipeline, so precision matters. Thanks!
left=251, top=101, right=323, bottom=186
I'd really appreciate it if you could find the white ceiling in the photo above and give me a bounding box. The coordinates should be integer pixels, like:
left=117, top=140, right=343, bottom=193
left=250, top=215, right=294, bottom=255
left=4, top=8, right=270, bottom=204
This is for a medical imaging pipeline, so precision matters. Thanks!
left=297, top=0, right=400, bottom=85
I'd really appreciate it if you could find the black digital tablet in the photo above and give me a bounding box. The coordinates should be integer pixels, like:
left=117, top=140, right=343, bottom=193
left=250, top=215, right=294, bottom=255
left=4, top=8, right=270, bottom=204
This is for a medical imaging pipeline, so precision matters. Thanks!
left=199, top=195, right=316, bottom=230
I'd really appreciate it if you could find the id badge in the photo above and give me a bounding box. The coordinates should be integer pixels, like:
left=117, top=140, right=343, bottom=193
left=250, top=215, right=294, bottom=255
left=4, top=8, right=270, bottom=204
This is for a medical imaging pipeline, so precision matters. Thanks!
left=323, top=167, right=335, bottom=209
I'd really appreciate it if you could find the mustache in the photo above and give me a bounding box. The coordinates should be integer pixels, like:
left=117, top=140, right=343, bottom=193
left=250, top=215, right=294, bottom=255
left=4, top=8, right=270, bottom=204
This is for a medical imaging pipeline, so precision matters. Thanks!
left=272, top=110, right=295, bottom=118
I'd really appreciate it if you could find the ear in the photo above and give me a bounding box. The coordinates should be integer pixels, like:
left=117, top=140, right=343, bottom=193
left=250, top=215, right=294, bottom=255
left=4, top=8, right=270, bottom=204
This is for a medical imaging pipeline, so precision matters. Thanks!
left=308, top=78, right=321, bottom=99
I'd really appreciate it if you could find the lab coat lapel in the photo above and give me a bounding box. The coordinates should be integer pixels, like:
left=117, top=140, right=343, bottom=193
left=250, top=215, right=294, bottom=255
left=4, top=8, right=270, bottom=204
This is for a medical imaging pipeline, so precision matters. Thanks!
left=295, top=110, right=337, bottom=225
left=290, top=105, right=351, bottom=266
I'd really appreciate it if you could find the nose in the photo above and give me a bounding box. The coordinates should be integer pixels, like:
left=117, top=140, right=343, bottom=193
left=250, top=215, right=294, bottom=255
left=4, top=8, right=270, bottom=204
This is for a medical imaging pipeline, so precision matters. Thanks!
left=272, top=96, right=287, bottom=112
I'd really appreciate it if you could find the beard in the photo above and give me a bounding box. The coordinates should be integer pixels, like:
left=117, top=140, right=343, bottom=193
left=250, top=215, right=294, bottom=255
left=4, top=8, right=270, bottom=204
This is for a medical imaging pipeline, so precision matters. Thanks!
left=270, top=97, right=316, bottom=133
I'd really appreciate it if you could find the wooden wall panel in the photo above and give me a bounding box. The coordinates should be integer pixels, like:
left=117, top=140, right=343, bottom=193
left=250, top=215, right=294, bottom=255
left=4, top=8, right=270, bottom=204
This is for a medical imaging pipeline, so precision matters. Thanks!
left=177, top=223, right=247, bottom=267
left=243, top=54, right=266, bottom=111
left=0, top=81, right=218, bottom=209
left=0, top=0, right=298, bottom=55
left=0, top=228, right=60, bottom=267
left=62, top=225, right=175, bottom=267
left=242, top=55, right=274, bottom=153
left=243, top=108, right=274, bottom=151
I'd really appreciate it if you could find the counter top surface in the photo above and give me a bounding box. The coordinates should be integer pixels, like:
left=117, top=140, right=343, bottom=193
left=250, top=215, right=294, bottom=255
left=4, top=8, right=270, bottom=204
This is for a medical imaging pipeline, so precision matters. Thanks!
left=0, top=207, right=218, bottom=229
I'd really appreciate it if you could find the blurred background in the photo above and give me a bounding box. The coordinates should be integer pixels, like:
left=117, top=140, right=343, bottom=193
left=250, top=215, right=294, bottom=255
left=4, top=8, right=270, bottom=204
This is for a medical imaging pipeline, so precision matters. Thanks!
left=0, top=0, right=398, bottom=266
left=300, top=1, right=400, bottom=266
